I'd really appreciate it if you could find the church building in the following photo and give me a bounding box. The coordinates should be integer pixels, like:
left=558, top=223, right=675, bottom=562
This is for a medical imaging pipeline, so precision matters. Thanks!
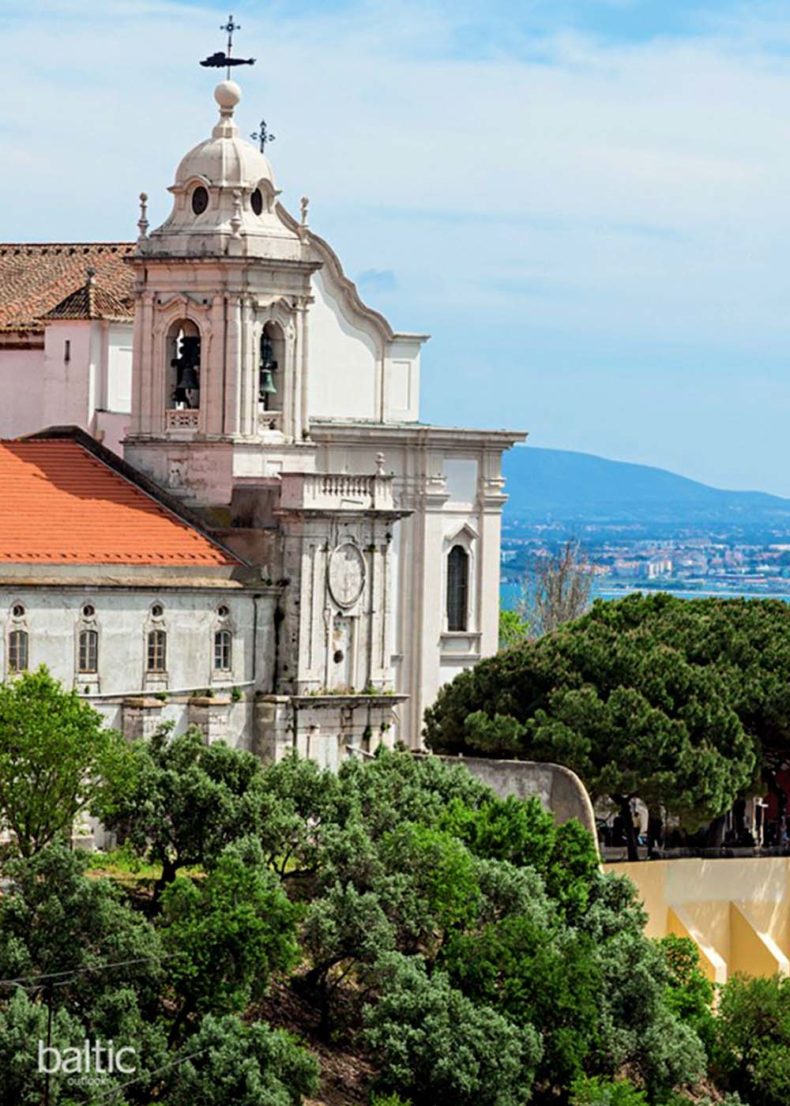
left=0, top=77, right=524, bottom=763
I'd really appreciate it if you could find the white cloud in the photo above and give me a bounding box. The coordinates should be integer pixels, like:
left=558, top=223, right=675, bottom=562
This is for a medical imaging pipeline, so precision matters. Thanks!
left=1, top=1, right=790, bottom=488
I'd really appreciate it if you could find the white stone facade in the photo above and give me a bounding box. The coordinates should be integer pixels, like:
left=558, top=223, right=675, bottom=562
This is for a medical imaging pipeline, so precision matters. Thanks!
left=0, top=79, right=524, bottom=759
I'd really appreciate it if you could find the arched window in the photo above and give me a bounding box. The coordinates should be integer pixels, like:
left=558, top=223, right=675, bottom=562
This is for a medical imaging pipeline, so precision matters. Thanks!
left=147, top=629, right=167, bottom=673
left=167, top=319, right=201, bottom=411
left=8, top=629, right=28, bottom=673
left=446, top=545, right=469, bottom=632
left=78, top=629, right=98, bottom=674
left=214, top=629, right=233, bottom=672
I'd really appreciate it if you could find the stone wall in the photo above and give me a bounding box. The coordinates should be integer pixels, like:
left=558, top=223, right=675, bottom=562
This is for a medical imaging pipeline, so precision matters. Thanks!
left=433, top=754, right=597, bottom=838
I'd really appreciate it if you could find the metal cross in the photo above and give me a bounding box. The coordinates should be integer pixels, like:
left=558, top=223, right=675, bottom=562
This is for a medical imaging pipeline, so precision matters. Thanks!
left=221, top=14, right=240, bottom=78
left=251, top=119, right=276, bottom=154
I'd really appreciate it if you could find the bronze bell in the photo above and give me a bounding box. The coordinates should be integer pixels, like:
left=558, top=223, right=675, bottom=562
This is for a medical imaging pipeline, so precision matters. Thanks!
left=172, top=335, right=201, bottom=408
left=259, top=332, right=278, bottom=404
left=259, top=367, right=277, bottom=396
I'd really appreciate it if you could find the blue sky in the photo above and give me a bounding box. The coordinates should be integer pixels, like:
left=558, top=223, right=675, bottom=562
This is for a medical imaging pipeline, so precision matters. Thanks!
left=2, top=1, right=790, bottom=493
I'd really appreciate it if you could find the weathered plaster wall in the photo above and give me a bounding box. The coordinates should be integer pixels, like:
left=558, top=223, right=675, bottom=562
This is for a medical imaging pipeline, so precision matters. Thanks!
left=0, top=585, right=274, bottom=704
left=0, top=348, right=45, bottom=437
left=435, top=754, right=597, bottom=838
left=611, top=858, right=790, bottom=982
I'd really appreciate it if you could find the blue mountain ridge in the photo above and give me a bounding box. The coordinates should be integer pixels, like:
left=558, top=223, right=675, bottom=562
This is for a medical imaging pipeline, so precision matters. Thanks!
left=502, top=447, right=790, bottom=524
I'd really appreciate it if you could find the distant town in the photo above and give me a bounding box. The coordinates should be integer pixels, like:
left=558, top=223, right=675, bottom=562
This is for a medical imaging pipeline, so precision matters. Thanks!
left=501, top=520, right=790, bottom=602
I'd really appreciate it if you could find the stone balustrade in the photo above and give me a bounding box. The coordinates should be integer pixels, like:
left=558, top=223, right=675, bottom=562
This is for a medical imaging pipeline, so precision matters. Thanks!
left=279, top=471, right=395, bottom=512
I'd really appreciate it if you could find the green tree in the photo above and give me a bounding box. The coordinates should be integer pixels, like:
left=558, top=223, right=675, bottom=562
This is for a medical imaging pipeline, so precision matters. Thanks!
left=570, top=1076, right=648, bottom=1106
left=0, top=989, right=88, bottom=1106
left=97, top=726, right=265, bottom=900
left=499, top=608, right=530, bottom=650
left=165, top=1013, right=319, bottom=1106
left=0, top=843, right=163, bottom=1019
left=0, top=667, right=127, bottom=857
left=712, top=974, right=790, bottom=1106
left=363, top=953, right=542, bottom=1106
left=162, top=838, right=299, bottom=1038
left=657, top=935, right=715, bottom=1053
left=426, top=595, right=762, bottom=858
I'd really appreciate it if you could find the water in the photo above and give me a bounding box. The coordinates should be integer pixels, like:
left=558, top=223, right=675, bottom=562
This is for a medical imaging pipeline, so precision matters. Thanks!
left=500, top=579, right=790, bottom=611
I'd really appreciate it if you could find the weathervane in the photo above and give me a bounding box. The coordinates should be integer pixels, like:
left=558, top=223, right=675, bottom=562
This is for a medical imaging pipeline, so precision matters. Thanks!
left=251, top=119, right=276, bottom=154
left=200, top=13, right=256, bottom=79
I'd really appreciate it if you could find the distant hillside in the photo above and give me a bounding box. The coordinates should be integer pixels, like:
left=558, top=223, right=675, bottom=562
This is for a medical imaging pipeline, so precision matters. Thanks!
left=502, top=447, right=790, bottom=529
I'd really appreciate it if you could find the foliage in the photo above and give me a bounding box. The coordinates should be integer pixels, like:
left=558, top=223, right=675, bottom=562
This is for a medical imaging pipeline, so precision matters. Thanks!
left=162, top=838, right=299, bottom=1033
left=0, top=989, right=87, bottom=1106
left=164, top=1013, right=319, bottom=1106
left=499, top=607, right=530, bottom=650
left=0, top=667, right=128, bottom=857
left=657, top=935, right=716, bottom=1051
left=363, top=952, right=542, bottom=1106
left=0, top=695, right=752, bottom=1106
left=0, top=843, right=163, bottom=1018
left=96, top=725, right=265, bottom=897
left=712, top=973, right=790, bottom=1106
left=570, top=1075, right=648, bottom=1105
left=441, top=795, right=600, bottom=920
left=425, top=596, right=769, bottom=844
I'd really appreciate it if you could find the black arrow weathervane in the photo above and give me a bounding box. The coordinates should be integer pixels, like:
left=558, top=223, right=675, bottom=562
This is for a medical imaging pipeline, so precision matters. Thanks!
left=200, top=14, right=256, bottom=79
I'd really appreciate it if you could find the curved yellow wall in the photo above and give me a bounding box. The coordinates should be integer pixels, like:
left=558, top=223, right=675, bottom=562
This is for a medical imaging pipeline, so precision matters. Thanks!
left=610, top=858, right=790, bottom=982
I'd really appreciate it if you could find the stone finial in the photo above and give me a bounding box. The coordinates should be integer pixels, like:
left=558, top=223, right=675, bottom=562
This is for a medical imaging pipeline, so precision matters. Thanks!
left=375, top=452, right=386, bottom=476
left=85, top=266, right=96, bottom=285
left=300, top=195, right=309, bottom=226
left=137, top=192, right=149, bottom=241
left=231, top=189, right=243, bottom=238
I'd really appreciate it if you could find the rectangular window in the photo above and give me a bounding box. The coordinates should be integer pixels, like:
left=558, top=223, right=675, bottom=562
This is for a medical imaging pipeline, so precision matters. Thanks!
left=147, top=629, right=167, bottom=673
left=8, top=629, right=28, bottom=673
left=214, top=629, right=232, bottom=671
left=78, top=629, right=98, bottom=673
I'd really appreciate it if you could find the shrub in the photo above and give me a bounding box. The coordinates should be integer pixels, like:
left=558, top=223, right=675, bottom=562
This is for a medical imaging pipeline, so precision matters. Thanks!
left=712, top=974, right=790, bottom=1106
left=363, top=953, right=541, bottom=1106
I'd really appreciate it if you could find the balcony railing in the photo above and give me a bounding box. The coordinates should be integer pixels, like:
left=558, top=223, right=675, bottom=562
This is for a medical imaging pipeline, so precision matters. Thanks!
left=279, top=471, right=395, bottom=512
left=257, top=409, right=284, bottom=434
left=166, top=408, right=199, bottom=430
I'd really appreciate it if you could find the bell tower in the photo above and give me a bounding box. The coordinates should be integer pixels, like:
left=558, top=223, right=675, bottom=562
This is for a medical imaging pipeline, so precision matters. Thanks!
left=124, top=79, right=321, bottom=507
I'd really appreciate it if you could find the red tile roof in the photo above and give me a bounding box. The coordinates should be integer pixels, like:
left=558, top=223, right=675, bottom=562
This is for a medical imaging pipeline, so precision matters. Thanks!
left=0, top=243, right=135, bottom=331
left=0, top=440, right=239, bottom=566
left=43, top=273, right=131, bottom=321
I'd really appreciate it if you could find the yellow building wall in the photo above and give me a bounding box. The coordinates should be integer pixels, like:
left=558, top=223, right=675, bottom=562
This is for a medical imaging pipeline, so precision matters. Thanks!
left=610, top=858, right=790, bottom=982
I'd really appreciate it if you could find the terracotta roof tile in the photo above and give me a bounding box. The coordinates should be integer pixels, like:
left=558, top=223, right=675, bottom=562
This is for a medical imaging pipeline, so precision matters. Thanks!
left=0, top=440, right=239, bottom=566
left=43, top=272, right=131, bottom=321
left=0, top=243, right=135, bottom=330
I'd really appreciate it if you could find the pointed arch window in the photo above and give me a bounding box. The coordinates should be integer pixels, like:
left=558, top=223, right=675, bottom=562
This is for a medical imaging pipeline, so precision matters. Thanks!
left=446, top=545, right=469, bottom=632
left=8, top=629, right=28, bottom=674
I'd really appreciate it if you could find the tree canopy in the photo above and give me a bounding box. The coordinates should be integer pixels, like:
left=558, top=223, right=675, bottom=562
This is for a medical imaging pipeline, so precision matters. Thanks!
left=0, top=667, right=127, bottom=857
left=425, top=595, right=790, bottom=851
left=0, top=679, right=774, bottom=1105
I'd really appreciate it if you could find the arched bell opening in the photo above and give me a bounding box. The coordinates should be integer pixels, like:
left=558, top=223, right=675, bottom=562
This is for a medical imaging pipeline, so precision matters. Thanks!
left=167, top=319, right=201, bottom=412
left=259, top=321, right=284, bottom=415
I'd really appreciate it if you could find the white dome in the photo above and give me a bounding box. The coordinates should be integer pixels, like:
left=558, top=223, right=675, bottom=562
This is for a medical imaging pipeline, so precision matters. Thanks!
left=175, top=135, right=276, bottom=190
left=142, top=81, right=301, bottom=261
left=175, top=82, right=276, bottom=190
